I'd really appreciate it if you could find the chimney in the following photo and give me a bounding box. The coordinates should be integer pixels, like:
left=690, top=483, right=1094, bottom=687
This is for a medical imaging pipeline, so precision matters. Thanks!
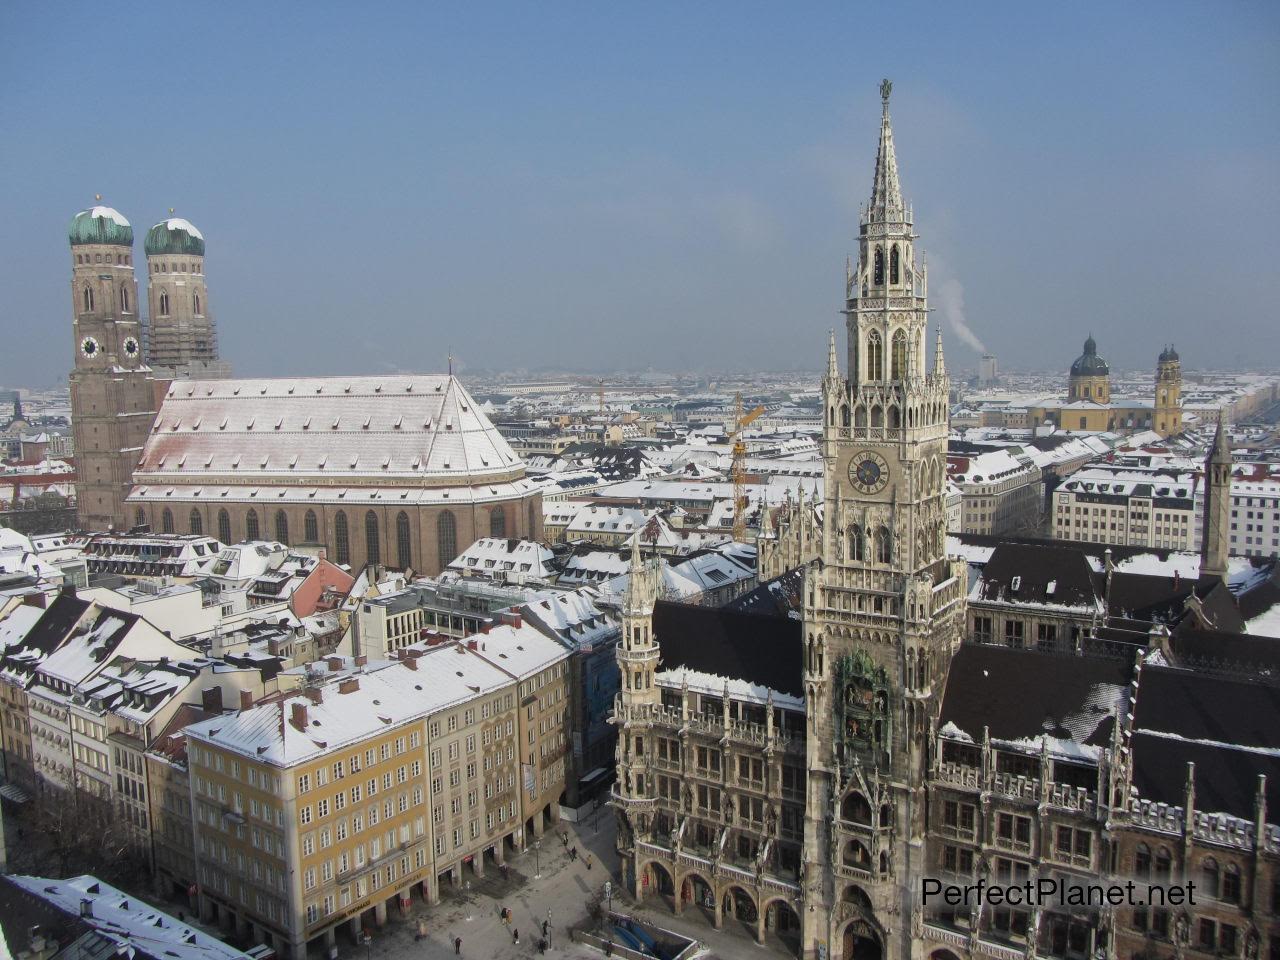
left=22, top=592, right=48, bottom=610
left=480, top=621, right=493, bottom=635
left=338, top=678, right=360, bottom=695
left=305, top=687, right=324, bottom=705
left=290, top=702, right=308, bottom=731
left=502, top=611, right=523, bottom=629
left=79, top=898, right=93, bottom=918
left=201, top=687, right=223, bottom=712
left=354, top=655, right=368, bottom=668
left=403, top=656, right=418, bottom=671
left=326, top=656, right=343, bottom=671
left=239, top=690, right=254, bottom=711
left=467, top=639, right=478, bottom=651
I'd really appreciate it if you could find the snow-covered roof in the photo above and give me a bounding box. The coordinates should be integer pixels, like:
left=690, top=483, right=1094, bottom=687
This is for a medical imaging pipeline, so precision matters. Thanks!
left=655, top=665, right=804, bottom=711
left=7, top=874, right=250, bottom=960
left=132, top=374, right=527, bottom=489
left=153, top=216, right=204, bottom=240
left=448, top=537, right=556, bottom=578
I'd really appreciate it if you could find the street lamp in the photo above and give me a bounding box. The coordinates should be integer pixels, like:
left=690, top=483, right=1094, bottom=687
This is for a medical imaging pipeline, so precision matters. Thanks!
left=545, top=907, right=552, bottom=948
left=534, top=837, right=542, bottom=879
left=360, top=931, right=371, bottom=960
left=605, top=880, right=613, bottom=920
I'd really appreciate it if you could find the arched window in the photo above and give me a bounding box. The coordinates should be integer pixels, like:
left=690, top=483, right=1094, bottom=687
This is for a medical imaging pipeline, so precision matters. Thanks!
left=194, top=294, right=201, bottom=315
left=876, top=525, right=892, bottom=563
left=873, top=247, right=884, bottom=285
left=159, top=291, right=170, bottom=315
left=1221, top=864, right=1240, bottom=903
left=437, top=510, right=457, bottom=566
left=304, top=509, right=319, bottom=543
left=120, top=285, right=130, bottom=312
left=891, top=329, right=908, bottom=379
left=217, top=509, right=231, bottom=545
left=275, top=510, right=289, bottom=544
left=1154, top=847, right=1172, bottom=878
left=848, top=524, right=863, bottom=561
left=334, top=511, right=350, bottom=565
left=490, top=506, right=507, bottom=539
left=841, top=791, right=872, bottom=824
left=134, top=507, right=146, bottom=528
left=866, top=331, right=883, bottom=380
left=396, top=511, right=412, bottom=569
left=245, top=509, right=260, bottom=541
left=1201, top=858, right=1219, bottom=898
left=1134, top=844, right=1151, bottom=878
left=843, top=840, right=872, bottom=869
left=890, top=245, right=900, bottom=284
left=365, top=510, right=380, bottom=565
left=161, top=508, right=174, bottom=534
left=188, top=509, right=203, bottom=535
left=83, top=286, right=94, bottom=312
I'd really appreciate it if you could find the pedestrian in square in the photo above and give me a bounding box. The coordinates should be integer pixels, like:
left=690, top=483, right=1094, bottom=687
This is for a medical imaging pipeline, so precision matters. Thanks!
left=453, top=936, right=462, bottom=955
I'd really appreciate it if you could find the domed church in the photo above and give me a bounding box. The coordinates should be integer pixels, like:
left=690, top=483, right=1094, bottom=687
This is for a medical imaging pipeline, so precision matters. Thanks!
left=1026, top=335, right=1183, bottom=438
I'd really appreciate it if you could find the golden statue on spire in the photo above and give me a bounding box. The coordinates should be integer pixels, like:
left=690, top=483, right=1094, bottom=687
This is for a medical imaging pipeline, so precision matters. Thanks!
left=880, top=78, right=892, bottom=104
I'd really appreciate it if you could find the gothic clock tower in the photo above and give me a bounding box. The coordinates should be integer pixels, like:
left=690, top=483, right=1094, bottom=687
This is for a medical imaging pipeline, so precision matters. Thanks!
left=800, top=81, right=967, bottom=960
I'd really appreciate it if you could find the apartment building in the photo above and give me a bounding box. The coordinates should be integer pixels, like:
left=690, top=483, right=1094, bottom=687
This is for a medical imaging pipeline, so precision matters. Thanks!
left=948, top=450, right=1043, bottom=536
left=1052, top=466, right=1199, bottom=550
left=183, top=626, right=568, bottom=960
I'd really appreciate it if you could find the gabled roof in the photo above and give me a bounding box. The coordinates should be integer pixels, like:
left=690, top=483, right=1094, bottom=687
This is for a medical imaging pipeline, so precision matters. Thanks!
left=652, top=600, right=802, bottom=699
left=971, top=542, right=1101, bottom=611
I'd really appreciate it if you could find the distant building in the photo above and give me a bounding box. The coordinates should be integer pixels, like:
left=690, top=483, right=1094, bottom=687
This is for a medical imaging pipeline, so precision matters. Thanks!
left=977, top=353, right=998, bottom=387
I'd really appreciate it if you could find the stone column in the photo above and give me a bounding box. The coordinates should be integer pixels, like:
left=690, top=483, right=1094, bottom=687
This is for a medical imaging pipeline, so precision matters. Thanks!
left=756, top=904, right=767, bottom=944
left=374, top=901, right=388, bottom=926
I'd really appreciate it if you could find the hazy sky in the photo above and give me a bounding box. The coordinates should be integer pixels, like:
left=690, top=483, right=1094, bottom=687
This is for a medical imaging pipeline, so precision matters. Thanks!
left=1, top=1, right=1277, bottom=387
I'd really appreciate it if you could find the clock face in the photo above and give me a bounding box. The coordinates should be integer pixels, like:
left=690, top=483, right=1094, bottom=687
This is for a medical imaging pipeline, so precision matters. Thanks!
left=848, top=451, right=890, bottom=495
left=80, top=336, right=100, bottom=359
left=122, top=337, right=140, bottom=359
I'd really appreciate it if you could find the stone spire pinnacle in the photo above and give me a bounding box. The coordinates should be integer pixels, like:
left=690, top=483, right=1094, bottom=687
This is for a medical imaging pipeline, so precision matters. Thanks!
left=869, top=78, right=904, bottom=223
left=1211, top=410, right=1231, bottom=463
left=933, top=326, right=946, bottom=377
left=826, top=328, right=840, bottom=383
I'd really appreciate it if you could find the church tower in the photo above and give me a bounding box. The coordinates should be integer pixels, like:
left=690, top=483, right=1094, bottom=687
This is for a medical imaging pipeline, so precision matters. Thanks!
left=68, top=201, right=158, bottom=531
left=1154, top=346, right=1182, bottom=438
left=145, top=215, right=227, bottom=377
left=801, top=81, right=967, bottom=960
left=1200, top=412, right=1232, bottom=582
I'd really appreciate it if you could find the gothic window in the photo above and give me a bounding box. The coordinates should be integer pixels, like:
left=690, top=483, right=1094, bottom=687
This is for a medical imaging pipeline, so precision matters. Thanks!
left=843, top=839, right=872, bottom=869
left=873, top=247, right=884, bottom=285
left=334, top=511, right=350, bottom=565
left=365, top=510, right=380, bottom=565
left=83, top=286, right=94, bottom=312
left=396, top=511, right=412, bottom=569
left=245, top=508, right=260, bottom=541
left=275, top=509, right=289, bottom=544
left=194, top=294, right=201, bottom=315
left=855, top=406, right=867, bottom=429
left=890, top=245, right=900, bottom=284
left=437, top=510, right=457, bottom=566
left=891, top=329, right=908, bottom=379
left=217, top=509, right=231, bottom=544
left=189, top=509, right=202, bottom=535
left=870, top=406, right=883, bottom=429
left=841, top=405, right=850, bottom=428
left=1201, top=858, right=1219, bottom=898
left=161, top=508, right=174, bottom=534
left=866, top=331, right=883, bottom=380
left=848, top=524, right=864, bottom=561
left=304, top=509, right=319, bottom=543
left=159, top=291, right=170, bottom=315
left=841, top=791, right=872, bottom=824
left=120, top=285, right=130, bottom=312
left=888, top=406, right=901, bottom=429
left=489, top=506, right=507, bottom=539
left=134, top=507, right=146, bottom=528
left=876, top=525, right=892, bottom=563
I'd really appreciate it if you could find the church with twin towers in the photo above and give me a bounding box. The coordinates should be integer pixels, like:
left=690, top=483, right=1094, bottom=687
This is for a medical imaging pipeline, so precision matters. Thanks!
left=66, top=204, right=227, bottom=530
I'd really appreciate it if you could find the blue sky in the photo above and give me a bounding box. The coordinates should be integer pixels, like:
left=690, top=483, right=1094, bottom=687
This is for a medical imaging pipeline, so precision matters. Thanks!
left=1, top=1, right=1277, bottom=385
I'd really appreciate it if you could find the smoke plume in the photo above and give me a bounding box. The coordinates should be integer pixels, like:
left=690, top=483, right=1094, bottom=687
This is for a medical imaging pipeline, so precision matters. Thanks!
left=936, top=277, right=987, bottom=353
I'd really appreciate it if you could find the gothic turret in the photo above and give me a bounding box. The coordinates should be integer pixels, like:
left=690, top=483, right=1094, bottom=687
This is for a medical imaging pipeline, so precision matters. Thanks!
left=1201, top=412, right=1232, bottom=582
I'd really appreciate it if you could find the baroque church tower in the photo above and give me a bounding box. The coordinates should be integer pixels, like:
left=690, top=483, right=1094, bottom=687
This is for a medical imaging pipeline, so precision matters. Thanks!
left=68, top=201, right=159, bottom=532
left=1154, top=346, right=1182, bottom=438
left=800, top=81, right=967, bottom=960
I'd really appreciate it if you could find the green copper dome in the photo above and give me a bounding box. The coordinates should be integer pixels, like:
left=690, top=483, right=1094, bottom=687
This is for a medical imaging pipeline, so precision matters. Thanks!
left=68, top=205, right=133, bottom=247
left=145, top=217, right=205, bottom=257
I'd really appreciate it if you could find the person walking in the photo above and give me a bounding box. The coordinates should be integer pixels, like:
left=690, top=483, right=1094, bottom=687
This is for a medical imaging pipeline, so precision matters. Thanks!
left=585, top=852, right=593, bottom=870
left=454, top=936, right=462, bottom=955
left=513, top=928, right=520, bottom=945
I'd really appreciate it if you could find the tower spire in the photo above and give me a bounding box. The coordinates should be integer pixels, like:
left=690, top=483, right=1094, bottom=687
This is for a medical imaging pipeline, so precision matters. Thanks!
left=826, top=328, right=839, bottom=383
left=933, top=325, right=946, bottom=377
left=870, top=78, right=904, bottom=223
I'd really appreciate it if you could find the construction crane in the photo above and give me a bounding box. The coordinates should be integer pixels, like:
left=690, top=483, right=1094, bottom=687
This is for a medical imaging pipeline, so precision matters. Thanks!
left=730, top=393, right=766, bottom=542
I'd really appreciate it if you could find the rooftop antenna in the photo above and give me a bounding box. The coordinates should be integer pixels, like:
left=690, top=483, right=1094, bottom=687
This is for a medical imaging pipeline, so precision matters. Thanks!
left=447, top=354, right=453, bottom=376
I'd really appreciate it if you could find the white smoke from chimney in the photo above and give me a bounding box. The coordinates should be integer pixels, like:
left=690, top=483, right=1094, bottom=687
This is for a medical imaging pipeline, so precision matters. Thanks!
left=936, top=276, right=987, bottom=354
